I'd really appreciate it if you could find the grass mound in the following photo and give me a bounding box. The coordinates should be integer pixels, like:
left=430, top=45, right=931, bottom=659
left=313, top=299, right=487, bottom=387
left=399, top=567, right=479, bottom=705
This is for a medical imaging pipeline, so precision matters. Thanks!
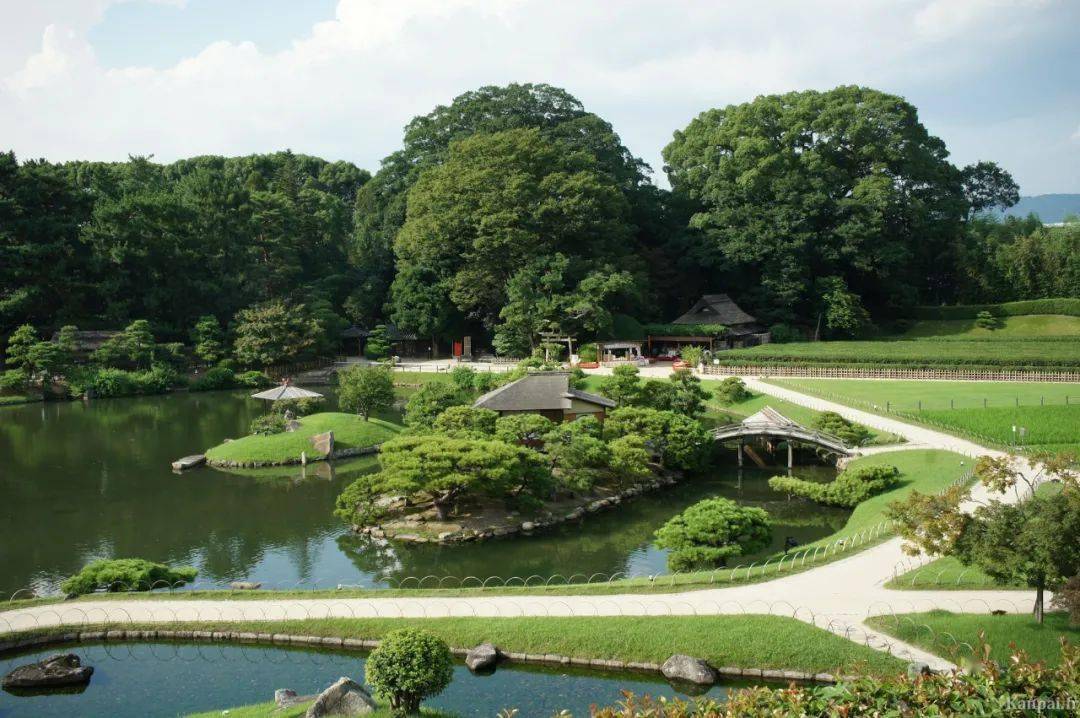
left=205, top=413, right=403, bottom=465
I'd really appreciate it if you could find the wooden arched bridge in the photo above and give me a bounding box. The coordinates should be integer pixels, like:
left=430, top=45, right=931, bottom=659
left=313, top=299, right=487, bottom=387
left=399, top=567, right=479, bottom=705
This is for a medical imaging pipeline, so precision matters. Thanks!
left=713, top=406, right=853, bottom=468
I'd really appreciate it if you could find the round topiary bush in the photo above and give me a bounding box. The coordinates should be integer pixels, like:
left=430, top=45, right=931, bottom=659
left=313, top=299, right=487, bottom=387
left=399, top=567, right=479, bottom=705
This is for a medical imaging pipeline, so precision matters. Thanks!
left=365, top=629, right=453, bottom=716
left=654, top=497, right=772, bottom=571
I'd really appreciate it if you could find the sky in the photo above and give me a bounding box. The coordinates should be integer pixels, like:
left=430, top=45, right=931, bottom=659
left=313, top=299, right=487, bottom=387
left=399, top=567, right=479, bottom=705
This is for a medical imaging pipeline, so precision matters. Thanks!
left=2, top=0, right=1078, bottom=194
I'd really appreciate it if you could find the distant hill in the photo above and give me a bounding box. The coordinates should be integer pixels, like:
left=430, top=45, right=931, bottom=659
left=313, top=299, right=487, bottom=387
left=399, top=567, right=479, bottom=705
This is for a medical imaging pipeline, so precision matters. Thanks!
left=997, top=194, right=1080, bottom=224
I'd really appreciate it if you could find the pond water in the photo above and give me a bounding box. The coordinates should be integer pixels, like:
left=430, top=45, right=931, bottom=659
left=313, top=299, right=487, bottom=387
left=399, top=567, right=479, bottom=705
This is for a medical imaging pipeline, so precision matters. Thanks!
left=0, top=642, right=764, bottom=717
left=0, top=392, right=847, bottom=597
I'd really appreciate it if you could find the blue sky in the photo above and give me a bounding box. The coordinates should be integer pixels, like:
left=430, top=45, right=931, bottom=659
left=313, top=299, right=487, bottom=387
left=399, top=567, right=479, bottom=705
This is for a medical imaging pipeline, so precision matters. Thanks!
left=2, top=0, right=1078, bottom=195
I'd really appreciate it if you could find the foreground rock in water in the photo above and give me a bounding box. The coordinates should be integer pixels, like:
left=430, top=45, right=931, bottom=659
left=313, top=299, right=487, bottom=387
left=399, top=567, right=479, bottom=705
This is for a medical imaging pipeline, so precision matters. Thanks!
left=2, top=654, right=94, bottom=690
left=465, top=642, right=501, bottom=671
left=660, top=654, right=717, bottom=685
left=305, top=677, right=376, bottom=717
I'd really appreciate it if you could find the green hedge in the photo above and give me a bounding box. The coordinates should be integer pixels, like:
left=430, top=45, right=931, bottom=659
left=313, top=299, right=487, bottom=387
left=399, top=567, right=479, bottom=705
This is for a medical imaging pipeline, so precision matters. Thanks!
left=642, top=323, right=727, bottom=337
left=911, top=298, right=1080, bottom=320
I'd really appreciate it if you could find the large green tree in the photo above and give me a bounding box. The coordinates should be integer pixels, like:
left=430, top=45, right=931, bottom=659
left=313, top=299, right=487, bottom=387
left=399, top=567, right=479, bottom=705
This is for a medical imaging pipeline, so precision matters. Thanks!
left=391, top=127, right=637, bottom=343
left=663, top=86, right=969, bottom=320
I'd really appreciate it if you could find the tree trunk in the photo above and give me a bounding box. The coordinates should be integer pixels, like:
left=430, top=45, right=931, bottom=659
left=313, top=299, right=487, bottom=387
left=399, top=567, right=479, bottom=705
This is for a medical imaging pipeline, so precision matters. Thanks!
left=431, top=335, right=438, bottom=359
left=1035, top=578, right=1045, bottom=624
left=814, top=312, right=823, bottom=342
left=433, top=492, right=453, bottom=521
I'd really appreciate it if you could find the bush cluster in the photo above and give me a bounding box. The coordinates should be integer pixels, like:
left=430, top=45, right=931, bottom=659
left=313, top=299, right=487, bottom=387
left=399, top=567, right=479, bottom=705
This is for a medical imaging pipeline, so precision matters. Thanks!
left=653, top=497, right=772, bottom=571
left=61, top=558, right=198, bottom=596
left=590, top=641, right=1080, bottom=717
left=811, top=411, right=871, bottom=446
left=365, top=628, right=453, bottom=716
left=250, top=413, right=288, bottom=435
left=769, top=464, right=901, bottom=508
left=68, top=364, right=183, bottom=398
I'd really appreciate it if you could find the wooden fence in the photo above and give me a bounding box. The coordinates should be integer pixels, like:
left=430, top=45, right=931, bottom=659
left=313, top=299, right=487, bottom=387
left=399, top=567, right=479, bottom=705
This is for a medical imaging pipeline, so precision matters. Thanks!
left=702, top=365, right=1080, bottom=383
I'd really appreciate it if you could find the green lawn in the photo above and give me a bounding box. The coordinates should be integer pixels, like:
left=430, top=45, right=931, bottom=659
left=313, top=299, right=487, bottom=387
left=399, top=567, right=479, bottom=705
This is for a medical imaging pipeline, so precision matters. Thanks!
left=898, top=314, right=1080, bottom=338
left=717, top=338, right=1080, bottom=370
left=186, top=700, right=450, bottom=718
left=15, top=615, right=906, bottom=677
left=884, top=555, right=1009, bottom=590
left=796, top=449, right=971, bottom=551
left=205, top=413, right=403, bottom=465
left=767, top=378, right=1080, bottom=451
left=866, top=610, right=1077, bottom=667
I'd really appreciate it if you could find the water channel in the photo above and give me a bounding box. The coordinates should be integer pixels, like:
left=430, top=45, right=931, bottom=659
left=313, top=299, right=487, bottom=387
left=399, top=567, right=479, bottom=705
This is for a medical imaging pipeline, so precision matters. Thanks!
left=0, top=641, right=769, bottom=717
left=0, top=391, right=847, bottom=597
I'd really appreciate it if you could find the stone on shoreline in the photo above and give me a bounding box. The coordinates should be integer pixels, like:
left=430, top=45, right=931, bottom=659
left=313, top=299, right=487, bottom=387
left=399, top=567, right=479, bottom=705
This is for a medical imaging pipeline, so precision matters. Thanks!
left=305, top=676, right=376, bottom=717
left=466, top=642, right=501, bottom=672
left=661, top=654, right=717, bottom=685
left=2, top=653, right=94, bottom=691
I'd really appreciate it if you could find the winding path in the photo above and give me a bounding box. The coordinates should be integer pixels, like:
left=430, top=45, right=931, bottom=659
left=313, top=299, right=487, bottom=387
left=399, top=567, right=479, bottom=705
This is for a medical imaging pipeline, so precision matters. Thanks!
left=0, top=373, right=1042, bottom=672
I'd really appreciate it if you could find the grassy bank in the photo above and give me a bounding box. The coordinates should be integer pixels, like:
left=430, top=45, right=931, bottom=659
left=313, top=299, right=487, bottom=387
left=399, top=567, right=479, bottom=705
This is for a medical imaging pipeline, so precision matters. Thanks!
left=186, top=701, right=450, bottom=718
left=884, top=556, right=1013, bottom=590
left=205, top=413, right=403, bottom=465
left=866, top=610, right=1077, bottom=667
left=6, top=615, right=906, bottom=676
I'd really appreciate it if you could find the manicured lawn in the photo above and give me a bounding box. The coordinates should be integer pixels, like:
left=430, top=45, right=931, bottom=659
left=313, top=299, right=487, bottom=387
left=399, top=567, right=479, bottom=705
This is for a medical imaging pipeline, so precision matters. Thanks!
left=884, top=555, right=1008, bottom=590
left=768, top=378, right=1080, bottom=412
left=717, top=338, right=1080, bottom=369
left=186, top=700, right=451, bottom=718
left=16, top=615, right=906, bottom=676
left=768, top=378, right=1080, bottom=451
left=866, top=610, right=1078, bottom=667
left=899, top=314, right=1080, bottom=338
left=205, top=413, right=403, bottom=465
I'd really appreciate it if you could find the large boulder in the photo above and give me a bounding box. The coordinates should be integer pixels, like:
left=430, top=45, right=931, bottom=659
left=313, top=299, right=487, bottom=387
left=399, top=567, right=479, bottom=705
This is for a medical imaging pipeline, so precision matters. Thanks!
left=465, top=642, right=501, bottom=672
left=660, top=654, right=717, bottom=686
left=2, top=653, right=94, bottom=690
left=305, top=677, right=376, bottom=717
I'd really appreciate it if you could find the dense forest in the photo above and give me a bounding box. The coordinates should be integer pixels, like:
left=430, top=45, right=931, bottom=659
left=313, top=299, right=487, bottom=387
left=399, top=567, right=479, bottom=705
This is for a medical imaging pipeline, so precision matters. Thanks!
left=2, top=83, right=1077, bottom=355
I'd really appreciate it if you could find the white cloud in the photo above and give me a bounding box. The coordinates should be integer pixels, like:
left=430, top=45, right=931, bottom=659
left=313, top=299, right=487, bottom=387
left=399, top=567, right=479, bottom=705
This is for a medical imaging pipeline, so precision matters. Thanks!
left=0, top=0, right=1075, bottom=192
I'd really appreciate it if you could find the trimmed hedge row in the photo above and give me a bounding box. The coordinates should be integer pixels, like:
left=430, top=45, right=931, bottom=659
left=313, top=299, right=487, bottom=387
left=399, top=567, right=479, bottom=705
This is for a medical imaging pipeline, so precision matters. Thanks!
left=911, top=297, right=1080, bottom=320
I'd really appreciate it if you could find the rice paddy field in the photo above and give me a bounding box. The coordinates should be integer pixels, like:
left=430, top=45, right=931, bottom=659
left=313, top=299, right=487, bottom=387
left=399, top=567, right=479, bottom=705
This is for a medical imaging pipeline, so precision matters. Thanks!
left=768, top=379, right=1080, bottom=452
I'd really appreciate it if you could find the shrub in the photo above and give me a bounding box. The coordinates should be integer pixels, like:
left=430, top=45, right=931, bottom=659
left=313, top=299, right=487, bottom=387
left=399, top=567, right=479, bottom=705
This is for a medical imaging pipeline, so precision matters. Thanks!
left=0, top=368, right=26, bottom=392
left=61, top=558, right=198, bottom=596
left=494, top=413, right=554, bottom=446
left=679, top=345, right=704, bottom=367
left=272, top=397, right=323, bottom=417
left=404, top=383, right=469, bottom=428
left=769, top=464, right=901, bottom=508
left=339, top=364, right=395, bottom=420
left=72, top=367, right=137, bottom=398
left=189, top=366, right=236, bottom=391
left=577, top=343, right=598, bottom=363
left=654, top=498, right=772, bottom=571
left=365, top=628, right=454, bottom=716
left=432, top=405, right=498, bottom=438
left=250, top=413, right=287, bottom=435
left=767, top=322, right=800, bottom=343
left=811, top=411, right=871, bottom=446
left=598, top=364, right=641, bottom=405
left=589, top=642, right=1080, bottom=717
left=637, top=379, right=678, bottom=411
left=449, top=365, right=477, bottom=392
left=365, top=325, right=393, bottom=360
left=975, top=309, right=1002, bottom=330
left=134, top=363, right=181, bottom=393
left=712, top=376, right=751, bottom=404
left=235, top=370, right=272, bottom=388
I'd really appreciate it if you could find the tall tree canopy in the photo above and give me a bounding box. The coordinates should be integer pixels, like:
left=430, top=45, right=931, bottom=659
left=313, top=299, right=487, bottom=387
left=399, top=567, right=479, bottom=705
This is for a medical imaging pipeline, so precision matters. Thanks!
left=390, top=127, right=639, bottom=343
left=354, top=83, right=672, bottom=327
left=663, top=86, right=970, bottom=321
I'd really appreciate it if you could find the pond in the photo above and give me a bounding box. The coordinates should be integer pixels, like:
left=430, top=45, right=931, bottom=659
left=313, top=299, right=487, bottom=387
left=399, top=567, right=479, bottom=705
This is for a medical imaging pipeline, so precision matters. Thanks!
left=0, top=391, right=848, bottom=596
left=0, top=641, right=765, bottom=717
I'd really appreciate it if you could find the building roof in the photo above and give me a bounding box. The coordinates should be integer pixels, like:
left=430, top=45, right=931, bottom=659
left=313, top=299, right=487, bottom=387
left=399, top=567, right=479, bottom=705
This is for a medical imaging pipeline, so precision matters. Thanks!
left=741, top=406, right=799, bottom=428
left=473, top=372, right=616, bottom=412
left=673, top=294, right=757, bottom=327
